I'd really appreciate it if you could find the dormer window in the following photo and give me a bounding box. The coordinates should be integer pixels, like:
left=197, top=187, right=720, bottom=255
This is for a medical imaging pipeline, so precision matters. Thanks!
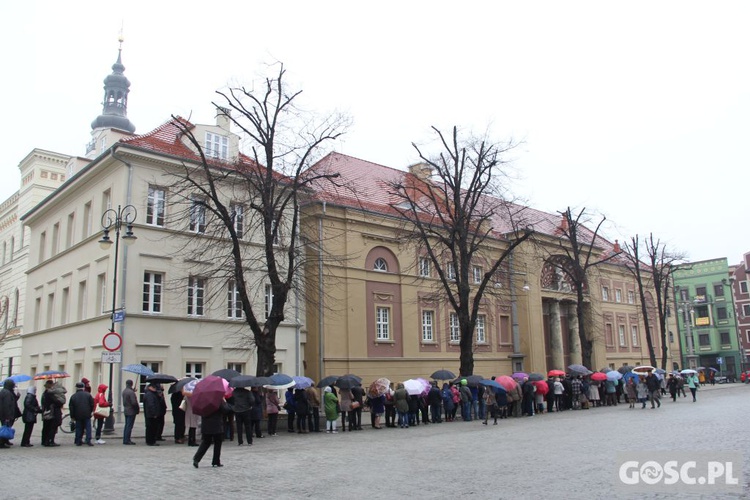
left=374, top=258, right=388, bottom=272
left=205, top=132, right=228, bottom=160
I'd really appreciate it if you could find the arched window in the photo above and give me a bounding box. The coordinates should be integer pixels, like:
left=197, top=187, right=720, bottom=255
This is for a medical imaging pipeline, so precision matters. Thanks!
left=374, top=258, right=388, bottom=272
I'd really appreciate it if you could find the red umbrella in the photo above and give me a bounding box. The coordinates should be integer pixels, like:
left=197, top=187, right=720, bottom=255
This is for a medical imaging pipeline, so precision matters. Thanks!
left=590, top=372, right=607, bottom=382
left=495, top=375, right=518, bottom=392
left=190, top=375, right=227, bottom=417
left=547, top=369, right=565, bottom=377
left=533, top=380, right=549, bottom=395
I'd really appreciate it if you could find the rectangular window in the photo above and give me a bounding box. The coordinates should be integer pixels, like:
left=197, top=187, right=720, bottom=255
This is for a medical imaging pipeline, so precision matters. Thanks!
left=102, top=189, right=111, bottom=212
left=631, top=325, right=638, bottom=346
left=147, top=186, right=166, bottom=227
left=138, top=362, right=160, bottom=401
left=205, top=132, right=229, bottom=160
left=51, top=223, right=59, bottom=255
left=189, top=196, right=206, bottom=233
left=449, top=313, right=460, bottom=342
left=186, top=362, right=205, bottom=379
left=231, top=204, right=244, bottom=239
left=714, top=284, right=725, bottom=297
left=265, top=284, right=273, bottom=319
left=476, top=315, right=486, bottom=343
left=82, top=201, right=92, bottom=239
left=602, top=286, right=609, bottom=301
left=96, top=273, right=107, bottom=315
left=627, top=291, right=635, bottom=304
left=740, top=281, right=749, bottom=294
left=34, top=297, right=41, bottom=331
left=698, top=334, right=710, bottom=346
left=499, top=315, right=511, bottom=344
left=746, top=330, right=750, bottom=343
left=376, top=306, right=390, bottom=340
left=66, top=212, right=75, bottom=249
left=227, top=280, right=243, bottom=319
left=618, top=325, right=626, bottom=346
left=720, top=331, right=731, bottom=345
left=46, top=293, right=55, bottom=329
left=421, top=310, right=434, bottom=342
left=77, top=281, right=87, bottom=321
left=142, top=272, right=163, bottom=313
left=605, top=323, right=614, bottom=346
left=60, top=287, right=69, bottom=325
left=187, top=277, right=205, bottom=316
left=695, top=286, right=707, bottom=299
left=39, top=231, right=46, bottom=262
left=615, top=289, right=622, bottom=303
left=473, top=266, right=482, bottom=284
left=744, top=304, right=750, bottom=317
left=418, top=257, right=430, bottom=278
left=717, top=307, right=727, bottom=320
left=227, top=362, right=244, bottom=373
left=447, top=262, right=456, bottom=281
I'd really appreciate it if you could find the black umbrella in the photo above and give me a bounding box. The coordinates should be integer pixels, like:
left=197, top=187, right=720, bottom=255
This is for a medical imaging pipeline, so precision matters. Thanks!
left=230, top=375, right=272, bottom=388
left=431, top=369, right=456, bottom=380
left=453, top=375, right=484, bottom=387
left=145, top=373, right=178, bottom=384
left=528, top=373, right=545, bottom=382
left=342, top=373, right=363, bottom=383
left=317, top=375, right=340, bottom=388
left=169, top=377, right=197, bottom=394
left=334, top=375, right=361, bottom=390
left=618, top=365, right=634, bottom=374
left=567, top=364, right=590, bottom=376
left=212, top=368, right=242, bottom=381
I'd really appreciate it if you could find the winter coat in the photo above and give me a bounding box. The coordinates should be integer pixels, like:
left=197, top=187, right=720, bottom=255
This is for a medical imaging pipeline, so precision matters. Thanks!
left=0, top=381, right=18, bottom=424
left=200, top=401, right=230, bottom=435
left=249, top=390, right=264, bottom=420
left=646, top=374, right=661, bottom=392
left=393, top=387, right=409, bottom=413
left=284, top=389, right=296, bottom=413
left=122, top=386, right=140, bottom=416
left=294, top=389, right=309, bottom=415
left=305, top=387, right=321, bottom=408
left=338, top=389, right=353, bottom=412
left=266, top=391, right=281, bottom=415
left=636, top=382, right=649, bottom=399
left=441, top=387, right=455, bottom=412
left=687, top=375, right=700, bottom=389
left=367, top=394, right=385, bottom=414
left=232, top=387, right=254, bottom=414
left=143, top=388, right=161, bottom=419
left=427, top=386, right=442, bottom=405
left=351, top=385, right=364, bottom=405
left=508, top=383, right=522, bottom=403
left=324, top=391, right=339, bottom=420
left=41, top=385, right=66, bottom=425
left=93, top=384, right=109, bottom=419
left=184, top=397, right=201, bottom=428
left=22, top=391, right=41, bottom=424
left=69, top=389, right=95, bottom=420
left=459, top=385, right=472, bottom=403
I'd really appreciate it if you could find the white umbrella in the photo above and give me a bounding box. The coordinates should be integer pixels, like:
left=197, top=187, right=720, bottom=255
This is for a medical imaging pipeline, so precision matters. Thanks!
left=680, top=369, right=697, bottom=375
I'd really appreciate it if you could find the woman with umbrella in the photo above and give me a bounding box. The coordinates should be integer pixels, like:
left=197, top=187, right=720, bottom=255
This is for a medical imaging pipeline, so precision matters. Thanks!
left=21, top=386, right=41, bottom=446
left=441, top=383, right=455, bottom=422
left=323, top=387, right=339, bottom=433
left=41, top=379, right=66, bottom=447
left=193, top=398, right=231, bottom=468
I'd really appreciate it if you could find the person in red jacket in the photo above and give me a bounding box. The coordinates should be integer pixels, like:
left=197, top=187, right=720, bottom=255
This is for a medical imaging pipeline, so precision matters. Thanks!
left=93, top=384, right=109, bottom=444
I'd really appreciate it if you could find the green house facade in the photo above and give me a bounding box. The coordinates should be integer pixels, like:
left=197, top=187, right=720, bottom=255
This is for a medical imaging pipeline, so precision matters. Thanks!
left=673, top=258, right=741, bottom=380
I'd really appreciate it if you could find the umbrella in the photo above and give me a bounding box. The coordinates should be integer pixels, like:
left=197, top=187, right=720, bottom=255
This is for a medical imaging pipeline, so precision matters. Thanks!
left=568, top=364, right=590, bottom=375
left=606, top=371, right=623, bottom=381
left=122, top=364, right=155, bottom=376
left=495, top=375, right=518, bottom=392
left=453, top=375, right=484, bottom=387
left=403, top=378, right=430, bottom=396
left=600, top=367, right=613, bottom=373
left=1, top=374, right=31, bottom=384
left=145, top=373, right=178, bottom=384
left=533, top=380, right=549, bottom=395
left=632, top=366, right=655, bottom=375
left=335, top=375, right=362, bottom=390
left=512, top=372, right=529, bottom=380
left=590, top=372, right=607, bottom=381
left=368, top=378, right=391, bottom=397
left=548, top=369, right=565, bottom=377
left=292, top=376, right=314, bottom=389
left=680, top=369, right=697, bottom=375
left=654, top=368, right=666, bottom=375
left=190, top=375, right=228, bottom=416
left=230, top=375, right=271, bottom=388
left=183, top=379, right=200, bottom=395
left=618, top=365, right=634, bottom=374
left=479, top=379, right=505, bottom=392
left=430, top=369, right=456, bottom=380
left=33, top=370, right=70, bottom=380
left=708, top=367, right=719, bottom=373
left=623, top=371, right=642, bottom=384
left=697, top=366, right=706, bottom=371
left=212, top=368, right=242, bottom=381
left=268, top=374, right=295, bottom=386
left=169, top=377, right=197, bottom=394
left=528, top=373, right=545, bottom=382
left=317, top=375, right=340, bottom=388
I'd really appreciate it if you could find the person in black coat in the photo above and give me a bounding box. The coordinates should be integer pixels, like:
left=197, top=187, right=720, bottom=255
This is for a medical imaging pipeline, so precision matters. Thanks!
left=427, top=382, right=442, bottom=423
left=171, top=390, right=185, bottom=444
left=193, top=400, right=231, bottom=468
left=294, top=388, right=309, bottom=433
left=350, top=385, right=364, bottom=430
left=69, top=382, right=95, bottom=446
left=143, top=383, right=162, bottom=446
left=21, top=386, right=41, bottom=447
left=0, top=379, right=20, bottom=448
left=232, top=387, right=253, bottom=445
left=249, top=388, right=264, bottom=439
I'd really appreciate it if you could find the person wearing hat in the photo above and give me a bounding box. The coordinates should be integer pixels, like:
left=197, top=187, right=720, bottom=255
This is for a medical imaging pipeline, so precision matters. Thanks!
left=0, top=379, right=20, bottom=448
left=459, top=379, right=472, bottom=421
left=21, top=386, right=42, bottom=447
left=81, top=378, right=92, bottom=394
left=143, top=382, right=161, bottom=446
left=41, top=379, right=64, bottom=446
left=121, top=380, right=139, bottom=445
left=69, top=382, right=95, bottom=446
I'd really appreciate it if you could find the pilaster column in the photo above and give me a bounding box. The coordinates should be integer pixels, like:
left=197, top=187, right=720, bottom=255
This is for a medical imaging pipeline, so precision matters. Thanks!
left=549, top=300, right=564, bottom=369
left=568, top=303, right=582, bottom=365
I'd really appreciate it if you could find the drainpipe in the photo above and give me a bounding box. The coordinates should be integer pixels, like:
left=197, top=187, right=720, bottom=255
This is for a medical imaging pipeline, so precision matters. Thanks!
left=509, top=252, right=524, bottom=372
left=318, top=201, right=326, bottom=381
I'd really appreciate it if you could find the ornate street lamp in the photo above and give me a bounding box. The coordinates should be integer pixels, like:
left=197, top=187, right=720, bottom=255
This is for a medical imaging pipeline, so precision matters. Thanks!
left=98, top=205, right=137, bottom=433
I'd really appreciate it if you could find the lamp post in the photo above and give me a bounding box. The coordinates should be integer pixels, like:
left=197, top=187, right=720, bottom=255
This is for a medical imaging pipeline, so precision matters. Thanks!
left=98, top=205, right=137, bottom=433
left=508, top=254, right=530, bottom=372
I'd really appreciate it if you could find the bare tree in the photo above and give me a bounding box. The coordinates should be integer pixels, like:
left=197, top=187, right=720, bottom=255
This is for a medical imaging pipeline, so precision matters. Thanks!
left=552, top=207, right=621, bottom=369
left=388, top=126, right=532, bottom=376
left=170, top=63, right=349, bottom=376
left=622, top=235, right=658, bottom=367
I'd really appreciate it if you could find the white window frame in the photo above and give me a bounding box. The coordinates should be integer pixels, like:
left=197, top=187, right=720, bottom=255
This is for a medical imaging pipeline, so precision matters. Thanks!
left=615, top=289, right=622, bottom=303
left=631, top=325, right=638, bottom=346
left=185, top=362, right=204, bottom=379
left=473, top=265, right=482, bottom=284
left=205, top=132, right=229, bottom=160
left=143, top=272, right=163, bottom=313
left=231, top=204, right=244, bottom=239
left=743, top=304, right=750, bottom=317
left=374, top=258, right=388, bottom=272
left=627, top=290, right=635, bottom=304
left=449, top=313, right=460, bottom=342
left=189, top=195, right=206, bottom=233
left=618, top=325, right=626, bottom=346
left=602, top=286, right=609, bottom=301
left=447, top=262, right=456, bottom=281
left=421, top=310, right=434, bottom=342
left=227, top=280, right=243, bottom=319
left=418, top=257, right=430, bottom=278
left=188, top=277, right=205, bottom=316
left=476, top=314, right=486, bottom=343
left=227, top=362, right=244, bottom=373
left=740, top=281, right=749, bottom=294
left=147, top=186, right=166, bottom=227
left=376, top=306, right=390, bottom=340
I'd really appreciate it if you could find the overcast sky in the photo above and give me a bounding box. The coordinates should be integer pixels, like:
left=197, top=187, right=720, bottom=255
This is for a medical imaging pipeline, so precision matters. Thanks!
left=2, top=2, right=748, bottom=265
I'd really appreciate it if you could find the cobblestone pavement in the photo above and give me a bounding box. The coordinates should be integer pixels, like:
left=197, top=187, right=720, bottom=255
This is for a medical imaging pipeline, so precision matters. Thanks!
left=4, top=383, right=749, bottom=500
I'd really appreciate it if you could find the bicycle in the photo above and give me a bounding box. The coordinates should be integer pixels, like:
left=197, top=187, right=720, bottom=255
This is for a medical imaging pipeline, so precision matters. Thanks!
left=59, top=413, right=75, bottom=434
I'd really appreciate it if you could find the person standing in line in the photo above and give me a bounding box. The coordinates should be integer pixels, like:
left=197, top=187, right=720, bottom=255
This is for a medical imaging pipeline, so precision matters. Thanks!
left=305, top=386, right=321, bottom=433
left=155, top=385, right=168, bottom=441
left=459, top=379, right=472, bottom=421
left=185, top=395, right=200, bottom=447
left=553, top=378, right=565, bottom=412
left=171, top=389, right=185, bottom=444
left=427, top=381, right=442, bottom=424
left=284, top=386, right=296, bottom=433
left=394, top=383, right=409, bottom=429
left=69, top=382, right=95, bottom=446
left=232, top=386, right=253, bottom=446
left=482, top=385, right=497, bottom=425
left=249, top=387, right=264, bottom=439
left=323, top=387, right=339, bottom=433
left=21, top=386, right=41, bottom=447
left=338, top=387, right=353, bottom=432
left=625, top=378, right=637, bottom=409
left=686, top=373, right=700, bottom=402
left=41, top=380, right=65, bottom=447
left=384, top=385, right=396, bottom=427
left=143, top=382, right=161, bottom=446
left=265, top=388, right=281, bottom=436
left=350, top=384, right=364, bottom=431
left=92, top=384, right=109, bottom=444
left=294, top=388, right=309, bottom=433
left=121, top=380, right=139, bottom=445
left=0, top=379, right=19, bottom=448
left=192, top=399, right=230, bottom=468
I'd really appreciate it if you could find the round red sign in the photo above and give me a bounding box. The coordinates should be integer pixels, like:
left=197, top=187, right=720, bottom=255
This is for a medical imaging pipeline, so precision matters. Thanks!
left=102, top=331, right=122, bottom=352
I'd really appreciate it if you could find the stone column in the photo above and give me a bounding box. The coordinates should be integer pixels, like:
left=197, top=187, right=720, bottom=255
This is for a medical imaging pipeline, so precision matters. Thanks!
left=568, top=303, right=582, bottom=365
left=549, top=300, right=564, bottom=370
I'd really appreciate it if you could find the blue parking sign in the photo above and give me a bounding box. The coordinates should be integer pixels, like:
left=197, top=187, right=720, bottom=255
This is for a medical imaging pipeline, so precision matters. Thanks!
left=113, top=310, right=125, bottom=323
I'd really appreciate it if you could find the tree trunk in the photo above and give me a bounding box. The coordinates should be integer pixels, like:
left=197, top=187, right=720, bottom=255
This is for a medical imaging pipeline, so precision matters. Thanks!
left=459, top=324, right=475, bottom=376
left=255, top=329, right=277, bottom=377
left=575, top=287, right=593, bottom=369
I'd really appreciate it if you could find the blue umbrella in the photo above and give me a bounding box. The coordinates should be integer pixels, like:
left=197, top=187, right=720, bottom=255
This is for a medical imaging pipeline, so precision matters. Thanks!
left=122, top=364, right=155, bottom=376
left=1, top=374, right=31, bottom=384
left=480, top=379, right=507, bottom=393
left=606, top=370, right=623, bottom=381
left=292, top=375, right=314, bottom=389
left=269, top=374, right=294, bottom=386
left=654, top=368, right=666, bottom=375
left=623, top=371, right=641, bottom=384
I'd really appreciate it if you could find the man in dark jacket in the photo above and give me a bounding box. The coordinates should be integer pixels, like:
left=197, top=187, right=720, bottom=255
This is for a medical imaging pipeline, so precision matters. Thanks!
left=646, top=373, right=662, bottom=409
left=427, top=381, right=442, bottom=423
left=122, top=379, right=139, bottom=445
left=0, top=379, right=20, bottom=448
left=143, top=383, right=161, bottom=446
left=231, top=386, right=253, bottom=446
left=350, top=385, right=364, bottom=430
left=69, top=382, right=95, bottom=446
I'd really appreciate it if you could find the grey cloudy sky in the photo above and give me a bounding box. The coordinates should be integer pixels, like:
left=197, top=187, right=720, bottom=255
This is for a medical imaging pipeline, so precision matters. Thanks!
left=1, top=1, right=747, bottom=264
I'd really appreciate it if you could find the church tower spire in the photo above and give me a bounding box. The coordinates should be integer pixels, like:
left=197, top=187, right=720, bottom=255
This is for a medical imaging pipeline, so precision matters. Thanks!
left=90, top=35, right=135, bottom=133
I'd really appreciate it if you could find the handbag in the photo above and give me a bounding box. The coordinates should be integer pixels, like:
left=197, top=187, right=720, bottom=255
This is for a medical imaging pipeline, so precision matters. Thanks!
left=0, top=425, right=15, bottom=440
left=94, top=406, right=110, bottom=418
left=351, top=401, right=361, bottom=410
left=42, top=409, right=54, bottom=421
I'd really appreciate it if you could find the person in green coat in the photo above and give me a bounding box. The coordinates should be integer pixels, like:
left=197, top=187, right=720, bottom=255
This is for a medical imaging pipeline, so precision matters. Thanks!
left=686, top=373, right=700, bottom=402
left=323, top=387, right=339, bottom=433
